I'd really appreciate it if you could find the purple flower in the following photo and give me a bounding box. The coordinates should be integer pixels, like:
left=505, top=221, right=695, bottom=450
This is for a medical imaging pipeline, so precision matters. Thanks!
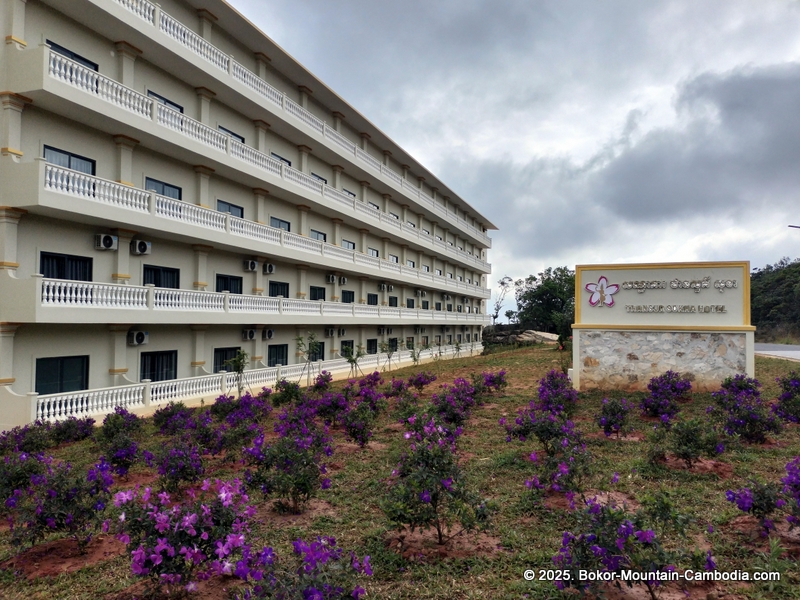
left=611, top=472, right=619, bottom=484
left=419, top=490, right=431, bottom=503
left=705, top=550, right=716, bottom=570
left=634, top=529, right=655, bottom=544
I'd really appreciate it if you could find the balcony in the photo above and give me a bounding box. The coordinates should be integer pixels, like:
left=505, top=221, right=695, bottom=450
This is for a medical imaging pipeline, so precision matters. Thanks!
left=36, top=0, right=493, bottom=249
left=35, top=162, right=490, bottom=298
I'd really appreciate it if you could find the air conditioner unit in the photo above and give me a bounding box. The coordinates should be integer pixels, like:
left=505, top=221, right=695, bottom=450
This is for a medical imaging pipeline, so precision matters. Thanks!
left=263, top=263, right=276, bottom=275
left=414, top=326, right=421, bottom=334
left=95, top=234, right=118, bottom=251
left=378, top=283, right=387, bottom=291
left=243, top=260, right=258, bottom=272
left=127, top=331, right=149, bottom=346
left=242, top=329, right=257, bottom=341
left=262, top=328, right=275, bottom=340
left=387, top=327, right=393, bottom=335
left=377, top=327, right=386, bottom=335
left=461, top=296, right=467, bottom=303
left=130, top=240, right=151, bottom=255
left=415, top=289, right=422, bottom=297
left=324, top=328, right=335, bottom=338
left=339, top=276, right=348, bottom=285
left=387, top=285, right=394, bottom=292
left=461, top=325, right=467, bottom=332
left=326, top=274, right=336, bottom=284
left=421, top=291, right=427, bottom=297
left=337, top=328, right=346, bottom=337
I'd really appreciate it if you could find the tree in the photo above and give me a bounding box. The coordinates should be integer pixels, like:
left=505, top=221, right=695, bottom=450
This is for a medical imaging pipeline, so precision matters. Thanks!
left=490, top=276, right=514, bottom=325
left=514, top=266, right=575, bottom=338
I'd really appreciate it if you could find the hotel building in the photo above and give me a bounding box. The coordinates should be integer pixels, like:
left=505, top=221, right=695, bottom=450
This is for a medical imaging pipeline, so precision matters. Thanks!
left=0, top=0, right=495, bottom=428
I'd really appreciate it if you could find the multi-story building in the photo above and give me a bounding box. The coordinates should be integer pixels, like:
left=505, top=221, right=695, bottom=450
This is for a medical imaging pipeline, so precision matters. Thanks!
left=0, top=0, right=495, bottom=428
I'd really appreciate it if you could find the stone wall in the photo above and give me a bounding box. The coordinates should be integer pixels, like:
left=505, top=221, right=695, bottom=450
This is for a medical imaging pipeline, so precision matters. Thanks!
left=578, top=331, right=747, bottom=392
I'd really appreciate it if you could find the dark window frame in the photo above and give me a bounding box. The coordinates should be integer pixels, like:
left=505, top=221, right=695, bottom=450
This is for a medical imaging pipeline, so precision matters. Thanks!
left=342, top=239, right=356, bottom=250
left=145, top=177, right=182, bottom=200
left=218, top=125, right=244, bottom=143
left=406, top=298, right=415, bottom=309
left=310, top=286, right=326, bottom=301
left=268, top=281, right=290, bottom=297
left=388, top=296, right=398, bottom=307
left=367, top=293, right=378, bottom=306
left=213, top=347, right=241, bottom=373
left=40, top=251, right=92, bottom=281
left=140, top=350, right=178, bottom=382
left=271, top=152, right=291, bottom=166
left=216, top=274, right=243, bottom=294
left=148, top=90, right=184, bottom=113
left=311, top=173, right=328, bottom=184
left=341, top=290, right=355, bottom=304
left=309, top=229, right=327, bottom=242
left=47, top=40, right=98, bottom=71
left=35, top=355, right=89, bottom=395
left=143, top=264, right=180, bottom=289
left=267, top=344, right=289, bottom=367
left=43, top=145, right=96, bottom=175
left=270, top=217, right=291, bottom=232
left=308, top=341, right=325, bottom=362
left=366, top=339, right=378, bottom=355
left=217, top=199, right=244, bottom=218
left=367, top=247, right=379, bottom=258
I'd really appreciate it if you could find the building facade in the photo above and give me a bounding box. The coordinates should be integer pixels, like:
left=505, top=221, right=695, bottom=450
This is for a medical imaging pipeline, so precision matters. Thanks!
left=0, top=0, right=495, bottom=426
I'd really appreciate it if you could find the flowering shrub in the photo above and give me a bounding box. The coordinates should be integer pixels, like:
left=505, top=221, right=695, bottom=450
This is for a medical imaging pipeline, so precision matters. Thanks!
left=0, top=422, right=54, bottom=455
left=112, top=478, right=254, bottom=594
left=50, top=416, right=95, bottom=444
left=537, top=370, right=578, bottom=416
left=668, top=418, right=724, bottom=468
left=99, top=406, right=142, bottom=442
left=782, top=457, right=800, bottom=526
left=310, top=370, right=333, bottom=394
left=272, top=379, right=303, bottom=407
left=596, top=397, right=633, bottom=438
left=774, top=371, right=800, bottom=423
left=343, top=401, right=376, bottom=448
left=359, top=371, right=383, bottom=389
left=235, top=537, right=372, bottom=600
left=0, top=452, right=49, bottom=517
left=713, top=374, right=761, bottom=410
left=712, top=393, right=782, bottom=443
left=156, top=443, right=205, bottom=492
left=382, top=416, right=494, bottom=544
left=9, top=458, right=113, bottom=551
left=407, top=371, right=437, bottom=391
left=552, top=497, right=680, bottom=597
left=153, top=402, right=193, bottom=434
left=430, top=379, right=476, bottom=427
left=225, top=392, right=273, bottom=428
left=640, top=370, right=691, bottom=421
left=315, top=392, right=349, bottom=426
left=726, top=481, right=783, bottom=534
left=392, top=388, right=421, bottom=422
left=503, top=405, right=577, bottom=455
left=474, top=370, right=508, bottom=399
left=102, top=433, right=143, bottom=477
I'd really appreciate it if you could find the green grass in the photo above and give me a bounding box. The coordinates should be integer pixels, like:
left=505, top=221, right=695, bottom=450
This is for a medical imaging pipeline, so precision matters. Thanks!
left=1, top=346, right=799, bottom=599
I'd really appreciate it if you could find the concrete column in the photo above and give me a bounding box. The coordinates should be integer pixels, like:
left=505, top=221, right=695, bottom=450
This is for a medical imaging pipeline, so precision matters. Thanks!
left=298, top=86, right=312, bottom=109
left=108, top=325, right=131, bottom=384
left=360, top=132, right=370, bottom=151
left=332, top=111, right=345, bottom=132
left=253, top=120, right=270, bottom=152
left=195, top=87, right=215, bottom=124
left=253, top=256, right=266, bottom=295
left=297, top=145, right=311, bottom=173
left=255, top=52, right=271, bottom=79
left=417, top=176, right=426, bottom=190
left=401, top=205, right=409, bottom=223
left=253, top=188, right=269, bottom=224
left=431, top=187, right=439, bottom=202
left=194, top=165, right=214, bottom=207
left=443, top=196, right=451, bottom=213
left=400, top=245, right=408, bottom=266
left=192, top=245, right=212, bottom=290
left=0, top=207, right=25, bottom=270
left=114, top=41, right=141, bottom=87
left=417, top=250, right=424, bottom=270
left=381, top=237, right=389, bottom=259
left=0, top=323, right=19, bottom=386
left=297, top=205, right=309, bottom=236
left=358, top=277, right=368, bottom=304
left=190, top=325, right=208, bottom=375
left=381, top=194, right=391, bottom=214
left=332, top=165, right=343, bottom=189
left=359, top=181, right=370, bottom=203
left=113, top=135, right=139, bottom=186
left=383, top=150, right=392, bottom=166
left=358, top=229, right=368, bottom=253
left=111, top=228, right=136, bottom=284
left=0, top=92, right=30, bottom=157
left=401, top=164, right=410, bottom=180
left=296, top=265, right=307, bottom=299
left=431, top=221, right=438, bottom=240
left=331, top=218, right=342, bottom=246
left=331, top=273, right=340, bottom=302
left=4, top=0, right=27, bottom=48
left=197, top=9, right=217, bottom=40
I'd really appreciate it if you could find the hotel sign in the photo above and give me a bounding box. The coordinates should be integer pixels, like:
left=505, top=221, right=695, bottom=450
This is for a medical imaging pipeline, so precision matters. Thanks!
left=574, top=262, right=752, bottom=330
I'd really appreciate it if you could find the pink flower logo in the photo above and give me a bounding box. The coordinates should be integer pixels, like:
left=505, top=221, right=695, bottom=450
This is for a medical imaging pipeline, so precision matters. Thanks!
left=586, top=276, right=619, bottom=307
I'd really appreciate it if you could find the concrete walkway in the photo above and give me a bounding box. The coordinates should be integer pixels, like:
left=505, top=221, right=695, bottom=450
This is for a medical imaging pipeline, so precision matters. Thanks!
left=754, top=343, right=800, bottom=361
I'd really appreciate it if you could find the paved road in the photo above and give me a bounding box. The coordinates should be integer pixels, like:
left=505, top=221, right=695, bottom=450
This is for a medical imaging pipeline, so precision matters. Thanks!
left=755, top=343, right=800, bottom=361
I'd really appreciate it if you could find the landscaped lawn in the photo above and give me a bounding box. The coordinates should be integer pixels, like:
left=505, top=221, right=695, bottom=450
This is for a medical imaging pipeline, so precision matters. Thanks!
left=1, top=344, right=799, bottom=599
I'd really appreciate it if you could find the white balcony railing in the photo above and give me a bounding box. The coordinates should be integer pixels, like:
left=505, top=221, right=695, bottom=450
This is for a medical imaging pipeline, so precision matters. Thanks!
left=37, top=382, right=146, bottom=421
left=44, top=164, right=150, bottom=212
left=105, top=0, right=494, bottom=247
left=41, top=279, right=148, bottom=308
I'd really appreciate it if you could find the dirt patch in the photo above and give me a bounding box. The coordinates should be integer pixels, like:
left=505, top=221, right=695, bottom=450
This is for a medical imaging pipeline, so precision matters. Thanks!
left=542, top=490, right=640, bottom=511
left=336, top=441, right=387, bottom=454
left=384, top=525, right=504, bottom=561
left=384, top=422, right=405, bottom=432
left=255, top=498, right=337, bottom=526
left=726, top=515, right=800, bottom=557
left=594, top=580, right=748, bottom=600
left=2, top=534, right=125, bottom=579
left=661, top=456, right=733, bottom=479
left=105, top=574, right=244, bottom=600
left=111, top=470, right=158, bottom=491
left=585, top=431, right=645, bottom=442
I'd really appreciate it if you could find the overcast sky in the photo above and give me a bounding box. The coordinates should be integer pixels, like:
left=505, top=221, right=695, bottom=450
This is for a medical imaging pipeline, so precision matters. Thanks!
left=231, top=0, right=800, bottom=316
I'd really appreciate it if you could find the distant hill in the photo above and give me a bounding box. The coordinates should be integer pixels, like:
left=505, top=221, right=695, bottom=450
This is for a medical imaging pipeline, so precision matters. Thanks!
left=751, top=257, right=800, bottom=341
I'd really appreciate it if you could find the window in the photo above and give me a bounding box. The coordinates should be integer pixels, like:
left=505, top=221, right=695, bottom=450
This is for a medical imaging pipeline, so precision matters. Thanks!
left=422, top=228, right=430, bottom=235
left=388, top=338, right=398, bottom=352
left=367, top=293, right=378, bottom=306
left=140, top=350, right=177, bottom=382
left=422, top=300, right=429, bottom=310
left=310, top=286, right=326, bottom=301
left=466, top=306, right=472, bottom=313
left=368, top=202, right=380, bottom=211
left=448, top=242, right=453, bottom=246
left=457, top=276, right=463, bottom=282
left=148, top=90, right=183, bottom=113
left=270, top=217, right=290, bottom=231
left=340, top=340, right=354, bottom=356
left=343, top=188, right=356, bottom=198
left=271, top=152, right=291, bottom=166
left=218, top=126, right=244, bottom=143
left=311, top=173, right=327, bottom=184
left=447, top=272, right=453, bottom=279
left=268, top=344, right=288, bottom=367
left=435, top=335, right=441, bottom=345
left=217, top=199, right=244, bottom=218
left=43, top=146, right=95, bottom=175
left=213, top=347, right=240, bottom=373
left=406, top=260, right=415, bottom=268
left=406, top=221, right=416, bottom=228
left=310, top=229, right=327, bottom=242
left=406, top=298, right=415, bottom=309
left=406, top=337, right=414, bottom=350
left=435, top=269, right=442, bottom=276
left=423, top=265, right=430, bottom=272
left=366, top=339, right=378, bottom=355
left=341, top=290, right=355, bottom=304
left=388, top=296, right=398, bottom=307
left=467, top=278, right=472, bottom=284
left=268, top=281, right=289, bottom=297
left=47, top=40, right=97, bottom=71
left=40, top=252, right=92, bottom=281
left=145, top=177, right=181, bottom=200
left=216, top=274, right=243, bottom=294
left=457, top=246, right=463, bottom=251
left=457, top=305, right=463, bottom=313
left=435, top=302, right=442, bottom=311
left=447, top=334, right=452, bottom=344
left=421, top=336, right=429, bottom=346
left=389, top=212, right=399, bottom=220
left=466, top=333, right=471, bottom=342
left=447, top=303, right=453, bottom=312
left=367, top=248, right=379, bottom=258
left=143, top=265, right=179, bottom=289
left=309, top=341, right=325, bottom=362
left=436, top=236, right=443, bottom=241
left=342, top=239, right=356, bottom=250
left=388, top=255, right=399, bottom=263
left=35, top=355, right=89, bottom=395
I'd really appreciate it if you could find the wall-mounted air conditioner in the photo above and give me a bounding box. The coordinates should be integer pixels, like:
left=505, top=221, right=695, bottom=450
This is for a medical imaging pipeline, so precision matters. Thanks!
left=130, top=240, right=151, bottom=255
left=387, top=285, right=394, bottom=292
left=262, top=329, right=275, bottom=340
left=378, top=283, right=387, bottom=291
left=95, top=234, right=118, bottom=251
left=377, top=327, right=386, bottom=335
left=415, top=289, right=422, bottom=297
left=337, top=328, right=346, bottom=337
left=127, top=331, right=149, bottom=346
left=324, top=328, right=335, bottom=337
left=326, top=274, right=336, bottom=283
left=339, top=276, right=348, bottom=285
left=263, top=263, right=276, bottom=274
left=242, top=329, right=257, bottom=340
left=243, top=260, right=258, bottom=272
